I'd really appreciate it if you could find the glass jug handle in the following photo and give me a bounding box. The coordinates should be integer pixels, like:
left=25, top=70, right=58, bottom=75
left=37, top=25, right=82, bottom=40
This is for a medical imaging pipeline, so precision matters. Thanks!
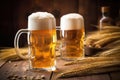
left=14, top=29, right=29, bottom=59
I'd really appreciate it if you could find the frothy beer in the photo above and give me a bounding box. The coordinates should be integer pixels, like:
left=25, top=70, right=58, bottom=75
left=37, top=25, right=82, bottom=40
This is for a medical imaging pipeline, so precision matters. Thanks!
left=28, top=12, right=56, bottom=30
left=28, top=12, right=56, bottom=71
left=60, top=13, right=85, bottom=60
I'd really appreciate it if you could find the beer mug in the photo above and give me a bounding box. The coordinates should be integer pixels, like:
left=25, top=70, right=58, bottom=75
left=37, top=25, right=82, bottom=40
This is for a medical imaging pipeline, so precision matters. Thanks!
left=14, top=12, right=57, bottom=71
left=60, top=13, right=85, bottom=60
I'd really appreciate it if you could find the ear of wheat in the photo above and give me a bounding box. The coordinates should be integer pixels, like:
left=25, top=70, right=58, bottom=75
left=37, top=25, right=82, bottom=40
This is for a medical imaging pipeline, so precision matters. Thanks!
left=57, top=60, right=120, bottom=78
left=65, top=57, right=120, bottom=66
left=85, top=26, right=120, bottom=48
left=96, top=46, right=120, bottom=57
left=0, top=47, right=27, bottom=60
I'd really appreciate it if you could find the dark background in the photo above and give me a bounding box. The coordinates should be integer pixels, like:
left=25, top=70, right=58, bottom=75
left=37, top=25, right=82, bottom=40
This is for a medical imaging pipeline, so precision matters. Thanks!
left=0, top=0, right=119, bottom=47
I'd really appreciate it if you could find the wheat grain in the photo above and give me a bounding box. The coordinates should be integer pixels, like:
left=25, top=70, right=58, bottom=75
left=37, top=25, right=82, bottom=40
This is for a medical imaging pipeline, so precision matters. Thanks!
left=0, top=48, right=27, bottom=60
left=105, top=40, right=120, bottom=48
left=102, top=26, right=120, bottom=30
left=98, top=46, right=120, bottom=57
left=85, top=33, right=120, bottom=47
left=94, top=35, right=120, bottom=48
left=57, top=60, right=120, bottom=78
left=65, top=57, right=120, bottom=66
left=85, top=26, right=120, bottom=47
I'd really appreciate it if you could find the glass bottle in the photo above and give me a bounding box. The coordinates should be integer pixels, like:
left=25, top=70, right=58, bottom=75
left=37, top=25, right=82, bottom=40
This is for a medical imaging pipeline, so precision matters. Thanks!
left=99, top=6, right=113, bottom=30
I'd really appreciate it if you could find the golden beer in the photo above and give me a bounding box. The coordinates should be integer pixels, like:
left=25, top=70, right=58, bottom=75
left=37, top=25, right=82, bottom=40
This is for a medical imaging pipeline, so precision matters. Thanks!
left=60, top=13, right=85, bottom=60
left=60, top=29, right=84, bottom=60
left=29, top=29, right=56, bottom=70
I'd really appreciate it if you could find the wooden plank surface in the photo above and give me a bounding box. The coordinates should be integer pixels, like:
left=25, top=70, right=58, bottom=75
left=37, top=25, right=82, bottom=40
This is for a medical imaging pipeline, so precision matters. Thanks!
left=0, top=60, right=6, bottom=68
left=52, top=74, right=110, bottom=80
left=110, top=71, right=120, bottom=80
left=0, top=58, right=120, bottom=80
left=0, top=60, right=52, bottom=80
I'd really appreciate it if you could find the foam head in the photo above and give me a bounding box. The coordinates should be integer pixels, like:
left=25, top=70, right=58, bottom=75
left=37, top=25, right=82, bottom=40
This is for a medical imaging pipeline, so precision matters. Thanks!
left=28, top=12, right=56, bottom=30
left=60, top=13, right=84, bottom=30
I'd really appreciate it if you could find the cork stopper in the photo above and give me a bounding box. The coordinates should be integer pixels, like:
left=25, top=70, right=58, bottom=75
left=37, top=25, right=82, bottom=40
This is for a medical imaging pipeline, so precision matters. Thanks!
left=101, top=6, right=110, bottom=13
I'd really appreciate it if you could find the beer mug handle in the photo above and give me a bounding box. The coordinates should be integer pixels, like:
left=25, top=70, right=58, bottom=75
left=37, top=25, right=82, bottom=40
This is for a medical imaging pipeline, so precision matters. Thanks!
left=14, top=29, right=29, bottom=59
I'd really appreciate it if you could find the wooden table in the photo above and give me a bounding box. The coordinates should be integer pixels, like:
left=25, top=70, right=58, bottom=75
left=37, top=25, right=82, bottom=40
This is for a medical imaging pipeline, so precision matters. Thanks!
left=0, top=57, right=120, bottom=80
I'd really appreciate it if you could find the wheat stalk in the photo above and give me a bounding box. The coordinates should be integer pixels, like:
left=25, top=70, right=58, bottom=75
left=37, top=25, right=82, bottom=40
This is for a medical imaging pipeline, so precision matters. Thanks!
left=0, top=48, right=27, bottom=60
left=97, top=46, right=120, bottom=57
left=57, top=60, right=120, bottom=78
left=85, top=26, right=120, bottom=47
left=85, top=32, right=120, bottom=47
left=102, top=26, right=120, bottom=30
left=94, top=35, right=120, bottom=48
left=105, top=40, right=120, bottom=48
left=65, top=57, right=120, bottom=66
